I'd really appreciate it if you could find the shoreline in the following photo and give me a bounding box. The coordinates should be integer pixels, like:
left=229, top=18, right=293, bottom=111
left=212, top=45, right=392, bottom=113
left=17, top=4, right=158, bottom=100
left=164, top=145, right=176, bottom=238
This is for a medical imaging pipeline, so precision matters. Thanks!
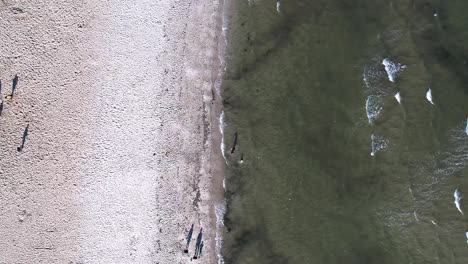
left=210, top=0, right=230, bottom=261
left=0, top=0, right=224, bottom=263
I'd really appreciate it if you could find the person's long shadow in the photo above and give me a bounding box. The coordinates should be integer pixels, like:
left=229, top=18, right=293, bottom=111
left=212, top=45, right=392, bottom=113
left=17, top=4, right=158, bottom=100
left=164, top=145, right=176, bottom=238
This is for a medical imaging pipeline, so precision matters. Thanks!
left=11, top=74, right=18, bottom=97
left=183, top=223, right=194, bottom=253
left=17, top=124, right=29, bottom=151
left=193, top=228, right=203, bottom=259
left=6, top=75, right=18, bottom=99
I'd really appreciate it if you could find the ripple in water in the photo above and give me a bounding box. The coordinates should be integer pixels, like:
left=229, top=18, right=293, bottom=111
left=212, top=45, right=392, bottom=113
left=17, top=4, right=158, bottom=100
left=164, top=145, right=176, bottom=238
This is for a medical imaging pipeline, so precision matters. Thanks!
left=365, top=95, right=383, bottom=124
left=363, top=63, right=387, bottom=93
left=370, top=133, right=389, bottom=156
left=363, top=58, right=397, bottom=97
left=434, top=121, right=468, bottom=177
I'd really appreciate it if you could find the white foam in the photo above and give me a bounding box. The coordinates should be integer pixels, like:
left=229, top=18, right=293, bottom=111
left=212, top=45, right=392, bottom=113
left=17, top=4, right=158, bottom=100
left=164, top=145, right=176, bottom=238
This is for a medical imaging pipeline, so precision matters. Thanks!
left=276, top=0, right=280, bottom=13
left=382, top=58, right=406, bottom=82
left=365, top=95, right=383, bottom=124
left=219, top=111, right=225, bottom=134
left=413, top=210, right=420, bottom=222
left=371, top=134, right=389, bottom=157
left=362, top=64, right=385, bottom=92
left=426, top=88, right=435, bottom=105
left=465, top=118, right=468, bottom=136
left=219, top=111, right=228, bottom=165
left=454, top=189, right=464, bottom=215
left=213, top=0, right=228, bottom=99
left=362, top=60, right=394, bottom=100
left=362, top=72, right=370, bottom=89
left=394, top=92, right=401, bottom=104
left=214, top=201, right=226, bottom=264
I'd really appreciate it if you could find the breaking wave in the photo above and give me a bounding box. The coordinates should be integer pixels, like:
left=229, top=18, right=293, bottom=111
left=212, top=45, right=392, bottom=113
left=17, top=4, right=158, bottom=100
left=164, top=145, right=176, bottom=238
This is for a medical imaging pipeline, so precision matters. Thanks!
left=382, top=58, right=406, bottom=83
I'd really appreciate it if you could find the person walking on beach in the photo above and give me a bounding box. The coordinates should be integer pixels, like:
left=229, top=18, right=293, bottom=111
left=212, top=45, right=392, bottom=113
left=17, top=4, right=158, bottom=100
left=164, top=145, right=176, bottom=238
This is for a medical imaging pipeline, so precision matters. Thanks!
left=17, top=124, right=29, bottom=151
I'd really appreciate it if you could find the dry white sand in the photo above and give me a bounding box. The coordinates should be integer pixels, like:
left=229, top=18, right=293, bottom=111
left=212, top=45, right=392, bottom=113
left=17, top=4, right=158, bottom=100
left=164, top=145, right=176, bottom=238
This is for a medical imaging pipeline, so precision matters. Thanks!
left=0, top=0, right=223, bottom=263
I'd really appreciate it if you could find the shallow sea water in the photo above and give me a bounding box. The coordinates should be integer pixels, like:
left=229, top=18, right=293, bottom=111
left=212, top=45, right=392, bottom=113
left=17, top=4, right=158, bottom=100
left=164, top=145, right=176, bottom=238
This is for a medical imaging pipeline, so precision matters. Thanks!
left=221, top=1, right=468, bottom=263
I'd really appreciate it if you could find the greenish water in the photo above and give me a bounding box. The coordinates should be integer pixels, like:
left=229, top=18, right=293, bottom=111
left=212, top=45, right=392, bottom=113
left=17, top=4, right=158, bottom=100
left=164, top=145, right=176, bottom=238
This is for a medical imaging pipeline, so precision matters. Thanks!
left=221, top=0, right=468, bottom=263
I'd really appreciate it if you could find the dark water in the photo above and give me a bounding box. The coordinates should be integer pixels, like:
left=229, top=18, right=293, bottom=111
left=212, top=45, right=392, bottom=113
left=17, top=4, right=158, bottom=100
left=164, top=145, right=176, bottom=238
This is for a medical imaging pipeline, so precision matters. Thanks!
left=221, top=0, right=468, bottom=263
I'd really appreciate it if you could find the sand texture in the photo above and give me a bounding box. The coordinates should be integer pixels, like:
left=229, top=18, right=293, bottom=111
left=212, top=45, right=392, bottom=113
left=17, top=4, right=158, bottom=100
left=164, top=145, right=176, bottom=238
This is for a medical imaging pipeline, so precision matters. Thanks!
left=0, top=0, right=221, bottom=263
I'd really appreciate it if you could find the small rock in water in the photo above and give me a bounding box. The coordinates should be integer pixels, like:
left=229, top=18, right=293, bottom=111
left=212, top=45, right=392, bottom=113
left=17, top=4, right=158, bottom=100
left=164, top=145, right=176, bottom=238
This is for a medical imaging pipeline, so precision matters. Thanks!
left=426, top=88, right=435, bottom=105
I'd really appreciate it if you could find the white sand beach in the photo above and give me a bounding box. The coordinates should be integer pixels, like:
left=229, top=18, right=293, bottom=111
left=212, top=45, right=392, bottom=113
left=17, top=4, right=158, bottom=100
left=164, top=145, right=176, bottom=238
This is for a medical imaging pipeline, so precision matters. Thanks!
left=0, top=0, right=223, bottom=263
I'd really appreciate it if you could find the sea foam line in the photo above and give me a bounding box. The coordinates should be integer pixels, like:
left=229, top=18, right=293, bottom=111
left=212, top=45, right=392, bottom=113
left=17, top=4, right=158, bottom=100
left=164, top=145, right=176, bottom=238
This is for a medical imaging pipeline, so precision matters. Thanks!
left=215, top=200, right=226, bottom=264
left=214, top=0, right=229, bottom=263
left=219, top=111, right=227, bottom=165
